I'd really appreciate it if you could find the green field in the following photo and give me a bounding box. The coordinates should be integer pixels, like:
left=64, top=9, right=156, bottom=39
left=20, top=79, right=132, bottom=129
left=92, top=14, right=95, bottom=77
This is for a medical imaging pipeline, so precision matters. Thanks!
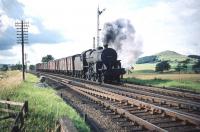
left=124, top=72, right=200, bottom=92
left=131, top=63, right=196, bottom=74
left=0, top=71, right=89, bottom=131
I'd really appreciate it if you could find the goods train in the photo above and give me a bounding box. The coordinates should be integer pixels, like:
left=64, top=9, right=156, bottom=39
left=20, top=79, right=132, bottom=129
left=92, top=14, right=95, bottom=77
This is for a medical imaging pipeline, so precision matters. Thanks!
left=36, top=45, right=126, bottom=82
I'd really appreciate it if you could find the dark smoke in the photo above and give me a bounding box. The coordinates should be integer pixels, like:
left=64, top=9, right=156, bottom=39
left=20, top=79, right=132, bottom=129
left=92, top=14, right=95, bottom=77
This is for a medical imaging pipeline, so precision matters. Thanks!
left=102, top=19, right=142, bottom=67
left=102, top=19, right=135, bottom=50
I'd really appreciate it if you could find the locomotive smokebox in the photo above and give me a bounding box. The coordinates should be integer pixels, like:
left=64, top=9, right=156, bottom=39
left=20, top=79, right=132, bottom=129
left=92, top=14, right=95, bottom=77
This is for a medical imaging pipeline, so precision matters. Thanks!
left=101, top=48, right=117, bottom=65
left=87, top=48, right=117, bottom=65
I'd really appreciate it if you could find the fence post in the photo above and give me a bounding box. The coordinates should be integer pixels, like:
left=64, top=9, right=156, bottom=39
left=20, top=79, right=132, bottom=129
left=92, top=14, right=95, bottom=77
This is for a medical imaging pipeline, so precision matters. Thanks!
left=7, top=98, right=11, bottom=116
left=19, top=112, right=24, bottom=129
left=24, top=101, right=28, bottom=114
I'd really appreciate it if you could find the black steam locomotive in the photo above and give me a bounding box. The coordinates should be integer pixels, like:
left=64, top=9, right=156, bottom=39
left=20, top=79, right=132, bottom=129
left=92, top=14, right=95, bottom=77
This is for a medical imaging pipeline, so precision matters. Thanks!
left=36, top=45, right=125, bottom=82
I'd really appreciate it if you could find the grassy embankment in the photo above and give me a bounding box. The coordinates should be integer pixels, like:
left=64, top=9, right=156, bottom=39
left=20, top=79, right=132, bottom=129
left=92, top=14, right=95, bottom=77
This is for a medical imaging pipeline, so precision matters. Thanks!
left=125, top=64, right=200, bottom=92
left=0, top=71, right=89, bottom=131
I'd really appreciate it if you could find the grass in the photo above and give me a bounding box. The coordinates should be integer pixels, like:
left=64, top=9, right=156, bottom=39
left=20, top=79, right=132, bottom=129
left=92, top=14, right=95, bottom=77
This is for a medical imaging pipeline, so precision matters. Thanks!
left=125, top=73, right=200, bottom=82
left=126, top=62, right=200, bottom=92
left=124, top=74, right=200, bottom=92
left=0, top=71, right=90, bottom=132
left=133, top=64, right=156, bottom=71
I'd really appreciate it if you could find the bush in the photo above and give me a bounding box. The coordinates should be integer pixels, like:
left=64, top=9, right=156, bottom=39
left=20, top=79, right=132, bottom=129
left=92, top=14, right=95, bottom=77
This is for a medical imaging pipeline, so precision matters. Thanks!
left=29, top=65, right=35, bottom=70
left=1, top=64, right=9, bottom=71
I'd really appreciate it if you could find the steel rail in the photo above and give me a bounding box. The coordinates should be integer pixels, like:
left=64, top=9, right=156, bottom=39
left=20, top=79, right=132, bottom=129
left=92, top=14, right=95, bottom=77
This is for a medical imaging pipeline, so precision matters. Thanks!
left=50, top=77, right=167, bottom=131
left=73, top=84, right=200, bottom=127
left=41, top=72, right=200, bottom=113
left=42, top=73, right=200, bottom=127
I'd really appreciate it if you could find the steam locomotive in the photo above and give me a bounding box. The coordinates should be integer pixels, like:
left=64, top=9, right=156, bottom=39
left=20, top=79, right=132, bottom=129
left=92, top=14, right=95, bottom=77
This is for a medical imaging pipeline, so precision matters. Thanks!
left=36, top=45, right=125, bottom=82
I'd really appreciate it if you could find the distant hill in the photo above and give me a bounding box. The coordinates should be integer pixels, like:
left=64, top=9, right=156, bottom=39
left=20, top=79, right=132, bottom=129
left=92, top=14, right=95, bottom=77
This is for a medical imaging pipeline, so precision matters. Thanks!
left=156, top=50, right=188, bottom=62
left=188, top=55, right=200, bottom=60
left=136, top=50, right=196, bottom=64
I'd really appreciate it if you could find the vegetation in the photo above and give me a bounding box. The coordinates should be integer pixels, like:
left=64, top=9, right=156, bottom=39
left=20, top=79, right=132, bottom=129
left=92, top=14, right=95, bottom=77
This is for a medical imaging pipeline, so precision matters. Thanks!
left=155, top=61, right=171, bottom=72
left=136, top=55, right=158, bottom=64
left=29, top=65, right=36, bottom=70
left=0, top=72, right=89, bottom=131
left=174, top=59, right=190, bottom=73
left=135, top=50, right=197, bottom=65
left=156, top=50, right=189, bottom=62
left=193, top=60, right=200, bottom=73
left=10, top=64, right=23, bottom=70
left=127, top=50, right=200, bottom=92
left=1, top=64, right=9, bottom=71
left=42, top=55, right=54, bottom=62
left=188, top=55, right=200, bottom=60
left=124, top=76, right=200, bottom=92
left=133, top=51, right=200, bottom=74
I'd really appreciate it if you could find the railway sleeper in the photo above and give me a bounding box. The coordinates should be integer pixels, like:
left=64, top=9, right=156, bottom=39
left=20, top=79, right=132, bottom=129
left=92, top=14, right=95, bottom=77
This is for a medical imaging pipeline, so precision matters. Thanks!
left=165, top=126, right=200, bottom=132
left=158, top=121, right=189, bottom=129
left=80, top=85, right=200, bottom=127
left=149, top=117, right=173, bottom=124
left=48, top=77, right=200, bottom=131
left=134, top=112, right=151, bottom=117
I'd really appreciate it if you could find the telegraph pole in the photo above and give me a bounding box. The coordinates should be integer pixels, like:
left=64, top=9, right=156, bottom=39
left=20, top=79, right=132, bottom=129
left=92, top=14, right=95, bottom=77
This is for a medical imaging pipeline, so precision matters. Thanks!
left=93, top=37, right=95, bottom=49
left=25, top=53, right=27, bottom=72
left=97, top=6, right=105, bottom=48
left=15, top=21, right=29, bottom=81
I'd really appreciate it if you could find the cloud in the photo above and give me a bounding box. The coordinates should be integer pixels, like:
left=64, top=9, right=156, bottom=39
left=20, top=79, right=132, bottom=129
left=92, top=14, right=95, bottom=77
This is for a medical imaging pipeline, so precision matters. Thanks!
left=0, top=26, right=16, bottom=50
left=129, top=0, right=200, bottom=56
left=1, top=0, right=24, bottom=19
left=29, top=18, right=67, bottom=44
left=0, top=0, right=66, bottom=51
left=1, top=0, right=200, bottom=65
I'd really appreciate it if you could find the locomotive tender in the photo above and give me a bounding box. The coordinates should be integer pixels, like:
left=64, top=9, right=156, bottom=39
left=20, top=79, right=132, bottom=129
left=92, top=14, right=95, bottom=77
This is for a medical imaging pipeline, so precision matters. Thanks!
left=36, top=45, right=125, bottom=82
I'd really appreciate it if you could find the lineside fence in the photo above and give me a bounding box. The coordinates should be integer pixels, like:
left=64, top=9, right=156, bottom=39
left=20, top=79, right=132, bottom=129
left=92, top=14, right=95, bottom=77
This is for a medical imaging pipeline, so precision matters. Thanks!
left=0, top=99, right=28, bottom=132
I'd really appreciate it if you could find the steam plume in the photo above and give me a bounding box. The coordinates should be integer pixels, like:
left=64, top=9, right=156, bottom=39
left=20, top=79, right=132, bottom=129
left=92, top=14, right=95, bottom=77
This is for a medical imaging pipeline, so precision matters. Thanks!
left=102, top=19, right=143, bottom=68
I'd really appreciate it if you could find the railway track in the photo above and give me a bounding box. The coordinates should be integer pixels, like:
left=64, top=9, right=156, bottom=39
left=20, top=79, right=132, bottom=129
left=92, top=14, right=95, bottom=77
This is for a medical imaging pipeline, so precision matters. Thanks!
left=39, top=72, right=200, bottom=117
left=37, top=72, right=200, bottom=131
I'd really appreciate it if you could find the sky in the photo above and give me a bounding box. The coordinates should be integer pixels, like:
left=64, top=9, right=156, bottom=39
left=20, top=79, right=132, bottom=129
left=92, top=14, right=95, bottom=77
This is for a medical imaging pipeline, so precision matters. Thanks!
left=0, top=0, right=200, bottom=65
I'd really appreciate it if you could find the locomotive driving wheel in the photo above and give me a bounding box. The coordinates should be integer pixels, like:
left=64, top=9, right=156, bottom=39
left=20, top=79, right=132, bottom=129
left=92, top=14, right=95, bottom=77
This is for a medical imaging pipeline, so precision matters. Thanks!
left=91, top=74, right=96, bottom=81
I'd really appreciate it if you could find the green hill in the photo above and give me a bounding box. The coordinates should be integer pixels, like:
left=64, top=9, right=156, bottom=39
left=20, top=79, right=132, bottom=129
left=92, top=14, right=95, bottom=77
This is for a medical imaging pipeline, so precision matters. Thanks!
left=136, top=50, right=196, bottom=64
left=156, top=50, right=188, bottom=62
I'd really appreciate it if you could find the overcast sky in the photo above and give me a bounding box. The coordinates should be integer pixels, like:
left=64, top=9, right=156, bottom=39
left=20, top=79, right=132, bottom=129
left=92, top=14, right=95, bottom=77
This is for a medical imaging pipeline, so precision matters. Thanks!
left=0, top=0, right=200, bottom=65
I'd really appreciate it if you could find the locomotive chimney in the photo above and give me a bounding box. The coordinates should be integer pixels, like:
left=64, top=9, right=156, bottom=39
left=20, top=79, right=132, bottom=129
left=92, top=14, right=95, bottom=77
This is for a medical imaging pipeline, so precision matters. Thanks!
left=103, top=43, right=108, bottom=48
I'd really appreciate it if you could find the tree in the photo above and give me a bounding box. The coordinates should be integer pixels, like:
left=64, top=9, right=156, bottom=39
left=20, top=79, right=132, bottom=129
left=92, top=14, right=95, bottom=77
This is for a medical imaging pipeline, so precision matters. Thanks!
left=10, top=64, right=22, bottom=70
left=188, top=55, right=200, bottom=60
left=175, top=59, right=190, bottom=73
left=155, top=61, right=171, bottom=72
left=193, top=60, right=200, bottom=73
left=29, top=65, right=35, bottom=70
left=1, top=64, right=9, bottom=71
left=175, top=63, right=182, bottom=73
left=136, top=55, right=158, bottom=64
left=42, top=55, right=54, bottom=63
